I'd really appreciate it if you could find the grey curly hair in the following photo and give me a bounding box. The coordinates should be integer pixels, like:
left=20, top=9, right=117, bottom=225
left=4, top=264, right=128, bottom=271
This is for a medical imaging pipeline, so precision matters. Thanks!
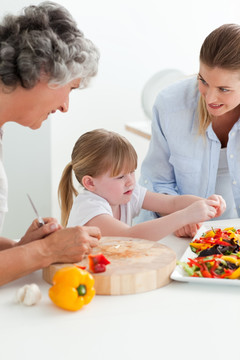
left=0, top=1, right=100, bottom=90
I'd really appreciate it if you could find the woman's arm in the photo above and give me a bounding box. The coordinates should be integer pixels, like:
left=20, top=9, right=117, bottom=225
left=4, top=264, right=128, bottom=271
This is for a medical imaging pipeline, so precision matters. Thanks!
left=0, top=217, right=61, bottom=251
left=85, top=198, right=220, bottom=242
left=0, top=225, right=101, bottom=286
left=0, top=237, right=16, bottom=250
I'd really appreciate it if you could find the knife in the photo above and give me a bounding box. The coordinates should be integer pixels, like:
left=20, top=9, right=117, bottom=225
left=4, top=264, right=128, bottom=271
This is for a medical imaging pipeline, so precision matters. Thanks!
left=27, top=193, right=45, bottom=227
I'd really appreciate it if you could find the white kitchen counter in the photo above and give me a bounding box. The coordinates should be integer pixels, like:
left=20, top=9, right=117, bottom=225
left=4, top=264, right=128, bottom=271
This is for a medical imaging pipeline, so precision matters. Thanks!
left=1, top=218, right=240, bottom=360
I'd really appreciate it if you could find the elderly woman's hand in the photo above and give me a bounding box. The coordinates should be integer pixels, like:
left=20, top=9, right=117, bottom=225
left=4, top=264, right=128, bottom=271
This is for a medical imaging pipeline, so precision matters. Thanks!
left=17, top=217, right=62, bottom=246
left=44, top=226, right=101, bottom=264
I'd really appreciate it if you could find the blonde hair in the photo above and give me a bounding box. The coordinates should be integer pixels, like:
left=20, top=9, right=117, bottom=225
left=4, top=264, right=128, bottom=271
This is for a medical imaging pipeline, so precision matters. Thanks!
left=197, top=94, right=211, bottom=136
left=198, top=24, right=240, bottom=134
left=58, top=129, right=138, bottom=227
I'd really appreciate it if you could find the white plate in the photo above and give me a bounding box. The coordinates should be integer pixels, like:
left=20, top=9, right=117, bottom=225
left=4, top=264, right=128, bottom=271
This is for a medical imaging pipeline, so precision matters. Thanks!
left=170, top=224, right=240, bottom=286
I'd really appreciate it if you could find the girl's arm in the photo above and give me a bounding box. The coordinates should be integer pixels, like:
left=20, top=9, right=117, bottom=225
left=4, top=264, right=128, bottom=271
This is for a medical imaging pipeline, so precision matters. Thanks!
left=142, top=191, right=205, bottom=215
left=141, top=191, right=226, bottom=238
left=85, top=198, right=221, bottom=242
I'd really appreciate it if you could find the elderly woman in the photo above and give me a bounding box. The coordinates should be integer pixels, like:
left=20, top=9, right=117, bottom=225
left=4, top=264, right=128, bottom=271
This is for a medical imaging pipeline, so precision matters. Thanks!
left=138, top=24, right=240, bottom=237
left=0, top=1, right=101, bottom=285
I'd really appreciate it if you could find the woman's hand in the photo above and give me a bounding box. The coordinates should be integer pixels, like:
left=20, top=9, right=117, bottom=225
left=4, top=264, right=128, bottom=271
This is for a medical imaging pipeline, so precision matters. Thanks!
left=0, top=224, right=101, bottom=286
left=174, top=223, right=202, bottom=238
left=45, top=226, right=101, bottom=264
left=16, top=217, right=62, bottom=246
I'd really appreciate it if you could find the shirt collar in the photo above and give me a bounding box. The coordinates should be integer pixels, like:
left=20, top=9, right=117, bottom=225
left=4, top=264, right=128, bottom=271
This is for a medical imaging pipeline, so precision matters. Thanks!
left=206, top=122, right=218, bottom=141
left=233, top=118, right=240, bottom=130
left=191, top=105, right=240, bottom=138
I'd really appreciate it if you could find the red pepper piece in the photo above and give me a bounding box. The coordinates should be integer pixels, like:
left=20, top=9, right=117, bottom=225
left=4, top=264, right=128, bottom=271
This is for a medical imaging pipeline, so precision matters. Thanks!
left=220, top=269, right=234, bottom=278
left=201, top=270, right=212, bottom=278
left=188, top=258, right=201, bottom=267
left=88, top=253, right=111, bottom=273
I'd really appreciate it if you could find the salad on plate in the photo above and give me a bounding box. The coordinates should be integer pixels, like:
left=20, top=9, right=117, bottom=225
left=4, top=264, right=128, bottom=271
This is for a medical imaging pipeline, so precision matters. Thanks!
left=177, top=227, right=240, bottom=279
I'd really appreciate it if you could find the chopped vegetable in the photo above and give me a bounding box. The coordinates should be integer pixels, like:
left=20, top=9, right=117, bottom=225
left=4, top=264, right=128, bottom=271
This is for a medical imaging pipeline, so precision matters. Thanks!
left=229, top=267, right=240, bottom=279
left=178, top=227, right=240, bottom=280
left=189, top=227, right=240, bottom=256
left=75, top=265, right=87, bottom=270
left=88, top=253, right=111, bottom=273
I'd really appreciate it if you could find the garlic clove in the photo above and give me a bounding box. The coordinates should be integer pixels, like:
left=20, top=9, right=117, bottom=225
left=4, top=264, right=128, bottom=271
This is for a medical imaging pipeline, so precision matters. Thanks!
left=15, top=283, right=42, bottom=306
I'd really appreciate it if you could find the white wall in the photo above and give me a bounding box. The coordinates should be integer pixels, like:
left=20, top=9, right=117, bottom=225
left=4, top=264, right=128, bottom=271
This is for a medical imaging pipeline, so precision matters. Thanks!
left=2, top=122, right=51, bottom=238
left=1, top=0, right=240, bottom=237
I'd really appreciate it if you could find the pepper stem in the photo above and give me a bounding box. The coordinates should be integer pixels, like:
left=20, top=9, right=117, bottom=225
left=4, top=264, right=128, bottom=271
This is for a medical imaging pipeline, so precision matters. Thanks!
left=77, top=284, right=87, bottom=296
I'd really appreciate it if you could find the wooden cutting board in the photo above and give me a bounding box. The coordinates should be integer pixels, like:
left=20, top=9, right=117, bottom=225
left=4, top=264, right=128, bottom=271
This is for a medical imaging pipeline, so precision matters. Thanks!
left=42, top=237, right=176, bottom=295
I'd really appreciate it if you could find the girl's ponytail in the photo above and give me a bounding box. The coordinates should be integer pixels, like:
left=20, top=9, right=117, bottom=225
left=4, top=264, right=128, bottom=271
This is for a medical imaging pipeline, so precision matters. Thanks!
left=58, top=162, right=78, bottom=227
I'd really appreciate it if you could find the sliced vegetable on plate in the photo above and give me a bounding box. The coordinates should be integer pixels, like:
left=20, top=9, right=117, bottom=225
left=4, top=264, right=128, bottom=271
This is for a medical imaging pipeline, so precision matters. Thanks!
left=177, top=227, right=240, bottom=280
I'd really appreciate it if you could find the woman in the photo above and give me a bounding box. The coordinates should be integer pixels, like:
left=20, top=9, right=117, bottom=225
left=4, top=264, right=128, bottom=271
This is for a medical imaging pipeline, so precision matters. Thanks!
left=138, top=24, right=240, bottom=237
left=0, top=1, right=101, bottom=285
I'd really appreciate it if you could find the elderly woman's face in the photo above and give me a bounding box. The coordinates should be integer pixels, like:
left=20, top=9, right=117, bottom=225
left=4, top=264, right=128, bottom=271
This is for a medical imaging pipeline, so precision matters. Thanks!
left=198, top=63, right=240, bottom=117
left=12, top=78, right=81, bottom=129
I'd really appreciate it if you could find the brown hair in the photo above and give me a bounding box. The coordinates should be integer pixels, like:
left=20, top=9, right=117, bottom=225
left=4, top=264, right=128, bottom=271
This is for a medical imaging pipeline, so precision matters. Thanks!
left=198, top=24, right=240, bottom=134
left=58, top=129, right=138, bottom=227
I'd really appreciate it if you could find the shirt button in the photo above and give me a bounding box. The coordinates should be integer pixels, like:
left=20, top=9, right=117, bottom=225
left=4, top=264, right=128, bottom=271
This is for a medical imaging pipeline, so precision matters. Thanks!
left=232, top=132, right=235, bottom=136
left=233, top=180, right=237, bottom=185
left=144, top=180, right=148, bottom=184
left=230, top=154, right=234, bottom=159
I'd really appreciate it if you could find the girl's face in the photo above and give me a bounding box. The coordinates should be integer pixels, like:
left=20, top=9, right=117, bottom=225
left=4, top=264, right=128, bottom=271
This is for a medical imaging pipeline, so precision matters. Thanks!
left=198, top=63, right=240, bottom=117
left=91, top=170, right=136, bottom=206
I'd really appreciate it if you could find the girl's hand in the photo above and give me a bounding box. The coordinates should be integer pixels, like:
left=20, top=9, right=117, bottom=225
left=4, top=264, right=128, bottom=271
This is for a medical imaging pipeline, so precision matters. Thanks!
left=185, top=199, right=218, bottom=224
left=175, top=195, right=226, bottom=238
left=207, top=194, right=226, bottom=218
left=16, top=217, right=62, bottom=246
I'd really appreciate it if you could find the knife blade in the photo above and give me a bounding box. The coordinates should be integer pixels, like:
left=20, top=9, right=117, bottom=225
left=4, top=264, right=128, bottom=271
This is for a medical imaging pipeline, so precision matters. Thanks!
left=27, top=193, right=45, bottom=227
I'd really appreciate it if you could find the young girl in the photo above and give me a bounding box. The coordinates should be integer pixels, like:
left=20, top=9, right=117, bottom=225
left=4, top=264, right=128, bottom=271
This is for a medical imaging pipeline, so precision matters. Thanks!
left=58, top=129, right=226, bottom=241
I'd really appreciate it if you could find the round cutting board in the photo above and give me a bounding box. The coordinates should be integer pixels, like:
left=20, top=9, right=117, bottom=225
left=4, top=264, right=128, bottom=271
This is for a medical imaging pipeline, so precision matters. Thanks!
left=42, top=237, right=176, bottom=295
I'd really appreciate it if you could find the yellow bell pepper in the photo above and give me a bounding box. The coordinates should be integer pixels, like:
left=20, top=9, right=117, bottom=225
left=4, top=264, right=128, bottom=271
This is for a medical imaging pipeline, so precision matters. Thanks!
left=221, top=256, right=240, bottom=266
left=189, top=242, right=210, bottom=250
left=49, top=266, right=95, bottom=311
left=204, top=229, right=215, bottom=238
left=229, top=267, right=240, bottom=279
left=223, top=227, right=235, bottom=231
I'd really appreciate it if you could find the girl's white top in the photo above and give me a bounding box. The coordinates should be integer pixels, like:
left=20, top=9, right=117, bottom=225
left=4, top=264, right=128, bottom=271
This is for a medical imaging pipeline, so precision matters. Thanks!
left=67, top=183, right=147, bottom=227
